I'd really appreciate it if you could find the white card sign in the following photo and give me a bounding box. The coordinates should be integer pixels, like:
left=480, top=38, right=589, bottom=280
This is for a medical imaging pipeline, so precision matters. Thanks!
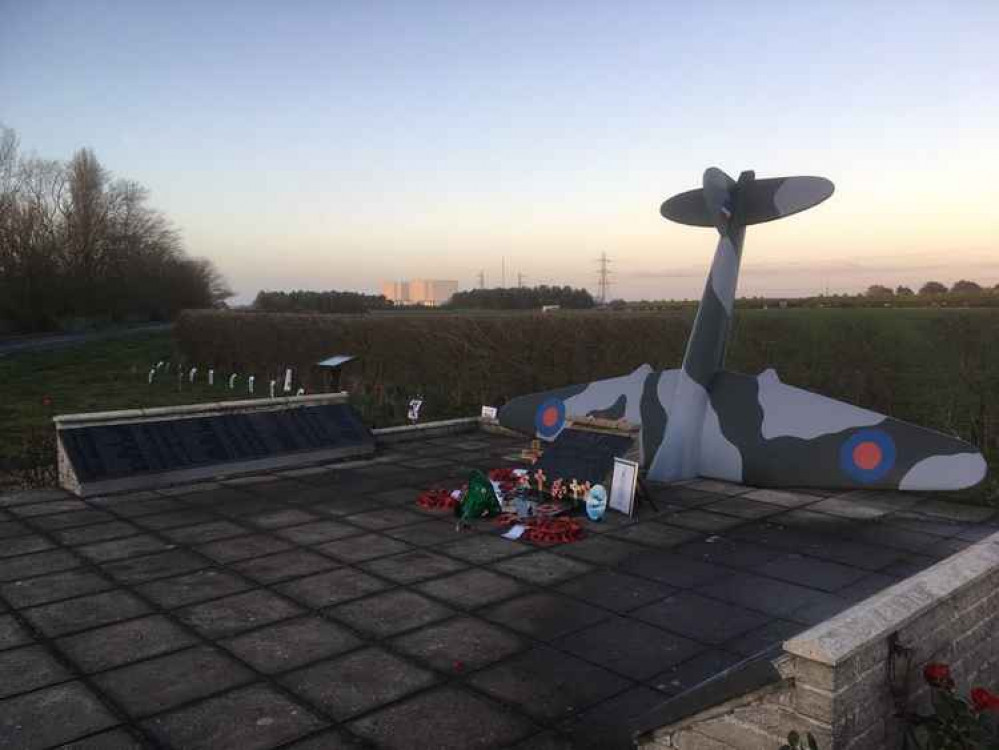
left=481, top=406, right=498, bottom=420
left=609, top=457, right=639, bottom=516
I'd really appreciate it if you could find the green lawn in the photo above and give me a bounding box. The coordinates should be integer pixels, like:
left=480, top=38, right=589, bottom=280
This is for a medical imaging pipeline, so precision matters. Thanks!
left=0, top=332, right=253, bottom=478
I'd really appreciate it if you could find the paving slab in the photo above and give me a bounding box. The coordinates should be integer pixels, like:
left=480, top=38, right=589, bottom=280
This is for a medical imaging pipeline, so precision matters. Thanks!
left=53, top=521, right=142, bottom=546
left=56, top=727, right=149, bottom=749
left=559, top=684, right=665, bottom=750
left=384, top=519, right=464, bottom=546
left=137, top=568, right=253, bottom=609
left=23, top=589, right=150, bottom=637
left=469, top=645, right=632, bottom=720
left=751, top=553, right=870, bottom=592
left=176, top=589, right=304, bottom=638
left=415, top=568, right=526, bottom=610
left=558, top=570, right=674, bottom=614
left=554, top=616, right=704, bottom=681
left=0, top=643, right=73, bottom=698
left=0, top=520, right=31, bottom=539
left=484, top=592, right=610, bottom=641
left=1, top=567, right=115, bottom=609
left=282, top=646, right=436, bottom=719
left=76, top=534, right=174, bottom=563
left=0, top=534, right=56, bottom=558
left=657, top=509, right=749, bottom=534
left=0, top=613, right=33, bottom=650
left=315, top=533, right=412, bottom=563
left=633, top=591, right=770, bottom=645
left=651, top=648, right=745, bottom=696
left=275, top=520, right=366, bottom=545
left=141, top=683, right=326, bottom=750
left=221, top=616, right=362, bottom=674
left=0, top=548, right=81, bottom=582
left=197, top=534, right=294, bottom=563
left=436, top=534, right=531, bottom=564
left=93, top=645, right=254, bottom=717
left=230, top=549, right=339, bottom=584
left=277, top=567, right=391, bottom=608
left=328, top=589, right=453, bottom=638
left=390, top=615, right=524, bottom=671
left=246, top=508, right=321, bottom=529
left=0, top=681, right=120, bottom=749
left=131, top=509, right=216, bottom=530
left=101, top=549, right=209, bottom=585
left=360, top=548, right=467, bottom=584
left=349, top=686, right=534, bottom=750
left=492, top=551, right=593, bottom=586
left=163, top=520, right=249, bottom=544
left=56, top=614, right=197, bottom=672
left=28, top=509, right=115, bottom=530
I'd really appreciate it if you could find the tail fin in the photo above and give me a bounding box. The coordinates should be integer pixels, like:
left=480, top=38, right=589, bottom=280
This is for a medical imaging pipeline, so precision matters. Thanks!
left=661, top=176, right=834, bottom=228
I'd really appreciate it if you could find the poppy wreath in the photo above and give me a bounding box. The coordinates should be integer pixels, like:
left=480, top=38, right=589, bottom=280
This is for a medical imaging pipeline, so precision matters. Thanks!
left=416, top=488, right=460, bottom=510
left=493, top=513, right=584, bottom=546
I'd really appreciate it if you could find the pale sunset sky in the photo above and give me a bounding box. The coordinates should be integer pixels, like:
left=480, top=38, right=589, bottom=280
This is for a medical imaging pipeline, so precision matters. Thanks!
left=2, top=0, right=997, bottom=302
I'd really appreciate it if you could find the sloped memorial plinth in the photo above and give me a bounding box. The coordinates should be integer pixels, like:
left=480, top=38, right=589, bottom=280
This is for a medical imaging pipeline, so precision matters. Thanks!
left=55, top=393, right=374, bottom=496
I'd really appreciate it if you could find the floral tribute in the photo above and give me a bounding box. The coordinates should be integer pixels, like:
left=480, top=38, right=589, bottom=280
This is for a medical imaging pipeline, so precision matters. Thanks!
left=901, top=662, right=999, bottom=749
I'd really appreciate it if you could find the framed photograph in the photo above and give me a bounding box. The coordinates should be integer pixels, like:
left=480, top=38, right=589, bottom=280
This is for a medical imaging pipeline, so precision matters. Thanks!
left=609, top=457, right=639, bottom=516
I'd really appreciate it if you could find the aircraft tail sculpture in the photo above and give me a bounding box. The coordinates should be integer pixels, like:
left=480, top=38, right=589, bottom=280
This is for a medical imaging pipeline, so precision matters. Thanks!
left=498, top=168, right=987, bottom=491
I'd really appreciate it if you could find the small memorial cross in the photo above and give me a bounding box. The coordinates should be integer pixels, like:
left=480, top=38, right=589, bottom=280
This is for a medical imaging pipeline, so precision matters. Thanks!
left=534, top=468, right=546, bottom=495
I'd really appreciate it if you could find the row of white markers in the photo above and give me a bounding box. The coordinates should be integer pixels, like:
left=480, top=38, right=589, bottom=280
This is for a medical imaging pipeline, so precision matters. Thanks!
left=147, top=361, right=305, bottom=398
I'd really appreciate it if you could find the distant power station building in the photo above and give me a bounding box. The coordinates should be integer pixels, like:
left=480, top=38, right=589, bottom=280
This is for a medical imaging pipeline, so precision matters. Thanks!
left=381, top=279, right=458, bottom=307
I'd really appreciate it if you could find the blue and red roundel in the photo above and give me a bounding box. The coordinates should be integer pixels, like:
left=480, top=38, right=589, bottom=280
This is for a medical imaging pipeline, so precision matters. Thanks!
left=839, top=429, right=896, bottom=484
left=535, top=398, right=566, bottom=440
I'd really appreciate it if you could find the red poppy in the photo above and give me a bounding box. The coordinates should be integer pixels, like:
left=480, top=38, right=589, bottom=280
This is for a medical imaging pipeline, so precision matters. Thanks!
left=488, top=468, right=518, bottom=483
left=923, top=663, right=953, bottom=688
left=970, top=687, right=999, bottom=713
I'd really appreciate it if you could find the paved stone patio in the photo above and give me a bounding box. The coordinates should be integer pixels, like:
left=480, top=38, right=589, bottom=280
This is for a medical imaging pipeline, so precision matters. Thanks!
left=1, top=431, right=996, bottom=749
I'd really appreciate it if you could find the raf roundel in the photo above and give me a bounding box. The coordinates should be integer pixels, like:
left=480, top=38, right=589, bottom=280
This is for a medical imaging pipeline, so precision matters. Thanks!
left=839, top=429, right=896, bottom=484
left=535, top=398, right=566, bottom=440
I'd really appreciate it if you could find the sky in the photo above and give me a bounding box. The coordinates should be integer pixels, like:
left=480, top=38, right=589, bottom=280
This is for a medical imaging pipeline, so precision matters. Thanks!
left=2, top=0, right=997, bottom=303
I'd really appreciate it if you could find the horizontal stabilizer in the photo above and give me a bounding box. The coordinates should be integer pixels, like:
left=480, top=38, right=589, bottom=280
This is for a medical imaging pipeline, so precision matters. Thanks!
left=661, top=176, right=834, bottom=228
left=703, top=370, right=986, bottom=491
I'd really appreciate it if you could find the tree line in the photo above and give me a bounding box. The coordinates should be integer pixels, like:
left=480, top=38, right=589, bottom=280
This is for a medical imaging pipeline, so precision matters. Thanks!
left=253, top=290, right=393, bottom=314
left=0, top=126, right=231, bottom=333
left=866, top=281, right=998, bottom=297
left=448, top=285, right=595, bottom=310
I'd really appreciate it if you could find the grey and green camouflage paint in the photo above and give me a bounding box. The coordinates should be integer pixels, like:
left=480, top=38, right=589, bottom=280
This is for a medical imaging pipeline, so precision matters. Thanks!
left=498, top=168, right=987, bottom=491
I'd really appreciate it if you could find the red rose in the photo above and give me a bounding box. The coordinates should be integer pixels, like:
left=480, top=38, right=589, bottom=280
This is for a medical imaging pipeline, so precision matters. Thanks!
left=970, top=687, right=999, bottom=713
left=923, top=663, right=953, bottom=688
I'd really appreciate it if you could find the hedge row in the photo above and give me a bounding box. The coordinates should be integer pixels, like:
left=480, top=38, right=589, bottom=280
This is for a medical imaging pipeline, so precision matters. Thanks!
left=175, top=308, right=998, bottom=493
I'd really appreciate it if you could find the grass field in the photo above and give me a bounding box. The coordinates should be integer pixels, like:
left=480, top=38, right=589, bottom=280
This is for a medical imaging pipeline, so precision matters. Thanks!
left=1, top=311, right=996, bottom=505
left=0, top=331, right=239, bottom=485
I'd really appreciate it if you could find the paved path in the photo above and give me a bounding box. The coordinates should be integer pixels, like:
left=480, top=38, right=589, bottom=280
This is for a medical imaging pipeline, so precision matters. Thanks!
left=0, top=432, right=995, bottom=749
left=0, top=324, right=172, bottom=358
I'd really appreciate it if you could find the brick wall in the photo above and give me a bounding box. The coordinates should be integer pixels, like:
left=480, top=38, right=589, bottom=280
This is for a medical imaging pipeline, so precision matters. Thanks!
left=638, top=532, right=999, bottom=750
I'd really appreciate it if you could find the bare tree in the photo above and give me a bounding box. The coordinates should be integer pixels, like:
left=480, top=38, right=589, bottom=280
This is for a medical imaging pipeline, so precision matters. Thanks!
left=0, top=126, right=231, bottom=331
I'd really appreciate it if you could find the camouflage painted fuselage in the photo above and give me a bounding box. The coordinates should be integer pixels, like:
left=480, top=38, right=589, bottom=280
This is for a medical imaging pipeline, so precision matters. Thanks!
left=498, top=168, right=987, bottom=491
